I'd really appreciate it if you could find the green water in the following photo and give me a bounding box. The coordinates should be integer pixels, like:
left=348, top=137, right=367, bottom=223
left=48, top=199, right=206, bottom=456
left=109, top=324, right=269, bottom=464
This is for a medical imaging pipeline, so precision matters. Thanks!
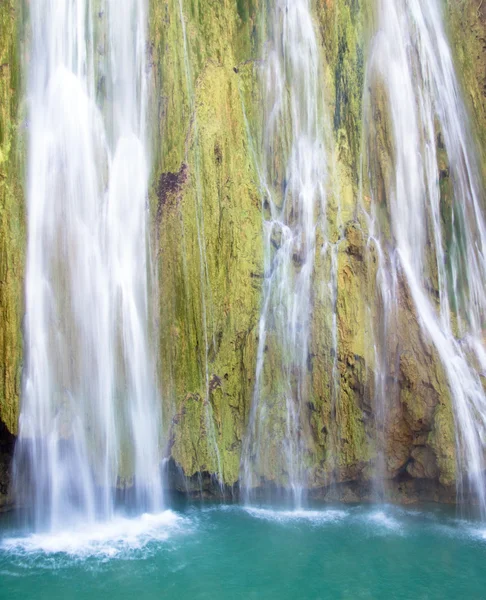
left=0, top=503, right=485, bottom=599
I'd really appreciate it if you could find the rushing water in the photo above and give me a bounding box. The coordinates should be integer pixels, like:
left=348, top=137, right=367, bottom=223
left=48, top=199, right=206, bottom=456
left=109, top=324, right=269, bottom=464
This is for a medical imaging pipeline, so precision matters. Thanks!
left=241, top=0, right=327, bottom=505
left=1, top=503, right=486, bottom=599
left=364, top=0, right=486, bottom=513
left=14, top=0, right=162, bottom=530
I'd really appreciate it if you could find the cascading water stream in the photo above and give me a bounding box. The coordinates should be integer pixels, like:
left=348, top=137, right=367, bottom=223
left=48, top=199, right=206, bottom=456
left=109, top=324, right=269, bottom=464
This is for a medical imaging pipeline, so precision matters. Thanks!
left=241, top=0, right=327, bottom=506
left=365, top=0, right=486, bottom=514
left=14, top=0, right=162, bottom=530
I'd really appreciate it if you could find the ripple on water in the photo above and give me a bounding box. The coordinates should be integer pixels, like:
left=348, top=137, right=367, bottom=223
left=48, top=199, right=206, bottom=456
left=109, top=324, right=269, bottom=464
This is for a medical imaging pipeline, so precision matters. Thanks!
left=243, top=504, right=410, bottom=536
left=363, top=510, right=404, bottom=535
left=429, top=517, right=486, bottom=545
left=243, top=507, right=349, bottom=525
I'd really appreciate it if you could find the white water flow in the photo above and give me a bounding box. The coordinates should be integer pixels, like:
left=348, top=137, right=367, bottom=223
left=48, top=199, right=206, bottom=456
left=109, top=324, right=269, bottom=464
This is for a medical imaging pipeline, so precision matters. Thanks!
left=14, top=0, right=162, bottom=530
left=241, top=0, right=327, bottom=505
left=366, top=0, right=486, bottom=513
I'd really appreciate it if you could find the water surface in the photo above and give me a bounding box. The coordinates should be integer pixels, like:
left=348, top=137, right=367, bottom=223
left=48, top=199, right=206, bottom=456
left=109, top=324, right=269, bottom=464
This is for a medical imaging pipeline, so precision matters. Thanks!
left=1, top=503, right=485, bottom=599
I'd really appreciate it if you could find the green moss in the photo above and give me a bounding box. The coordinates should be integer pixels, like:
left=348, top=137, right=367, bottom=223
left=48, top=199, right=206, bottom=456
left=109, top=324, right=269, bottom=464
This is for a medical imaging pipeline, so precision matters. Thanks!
left=429, top=400, right=457, bottom=486
left=0, top=1, right=25, bottom=435
left=445, top=0, right=486, bottom=181
left=148, top=0, right=469, bottom=494
left=334, top=237, right=374, bottom=471
left=150, top=0, right=263, bottom=485
left=316, top=0, right=366, bottom=185
left=304, top=0, right=375, bottom=485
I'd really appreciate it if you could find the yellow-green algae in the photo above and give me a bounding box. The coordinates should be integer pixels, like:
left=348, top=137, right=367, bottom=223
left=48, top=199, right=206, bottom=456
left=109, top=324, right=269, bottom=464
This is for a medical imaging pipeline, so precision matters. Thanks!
left=445, top=0, right=486, bottom=181
left=149, top=0, right=263, bottom=486
left=147, top=0, right=464, bottom=491
left=308, top=0, right=375, bottom=486
left=311, top=0, right=458, bottom=490
left=0, top=1, right=24, bottom=436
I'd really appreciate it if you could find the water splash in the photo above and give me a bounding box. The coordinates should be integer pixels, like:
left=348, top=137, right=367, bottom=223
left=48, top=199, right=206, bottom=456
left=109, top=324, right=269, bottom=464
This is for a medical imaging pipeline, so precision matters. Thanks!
left=14, top=0, right=162, bottom=530
left=2, top=511, right=186, bottom=559
left=241, top=0, right=328, bottom=506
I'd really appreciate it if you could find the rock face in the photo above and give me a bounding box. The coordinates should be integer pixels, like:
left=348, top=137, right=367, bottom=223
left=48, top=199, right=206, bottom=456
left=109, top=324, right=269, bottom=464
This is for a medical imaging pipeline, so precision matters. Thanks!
left=0, top=0, right=485, bottom=505
left=0, top=421, right=14, bottom=511
left=0, top=2, right=24, bottom=438
left=0, top=1, right=24, bottom=507
left=447, top=0, right=486, bottom=175
left=149, top=0, right=264, bottom=488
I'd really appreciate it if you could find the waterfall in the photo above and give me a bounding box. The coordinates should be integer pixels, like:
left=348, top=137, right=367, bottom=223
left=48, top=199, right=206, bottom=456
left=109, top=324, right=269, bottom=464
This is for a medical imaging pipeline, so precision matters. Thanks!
left=14, top=0, right=162, bottom=530
left=241, top=0, right=327, bottom=505
left=365, top=0, right=486, bottom=514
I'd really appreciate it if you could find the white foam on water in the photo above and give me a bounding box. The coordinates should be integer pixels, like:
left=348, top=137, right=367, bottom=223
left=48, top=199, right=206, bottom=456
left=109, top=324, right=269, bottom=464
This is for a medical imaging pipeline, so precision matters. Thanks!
left=0, top=569, right=22, bottom=577
left=363, top=511, right=404, bottom=535
left=244, top=507, right=348, bottom=525
left=1, top=511, right=189, bottom=560
left=471, top=528, right=486, bottom=542
left=431, top=517, right=486, bottom=544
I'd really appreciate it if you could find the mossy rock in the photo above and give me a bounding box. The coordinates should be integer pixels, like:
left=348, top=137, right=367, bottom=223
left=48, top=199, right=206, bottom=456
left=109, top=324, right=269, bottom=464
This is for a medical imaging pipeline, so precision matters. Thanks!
left=0, top=1, right=25, bottom=435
